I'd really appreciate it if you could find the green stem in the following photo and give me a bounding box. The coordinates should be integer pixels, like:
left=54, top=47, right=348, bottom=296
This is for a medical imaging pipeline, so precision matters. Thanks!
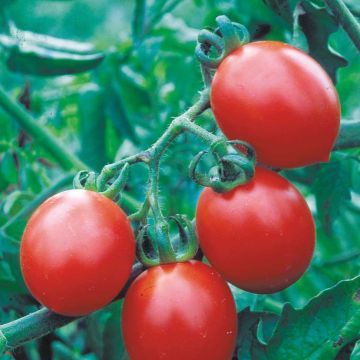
left=0, top=86, right=87, bottom=171
left=108, top=88, right=211, bottom=225
left=128, top=197, right=151, bottom=221
left=323, top=0, right=360, bottom=51
left=141, top=89, right=211, bottom=218
left=0, top=263, right=144, bottom=352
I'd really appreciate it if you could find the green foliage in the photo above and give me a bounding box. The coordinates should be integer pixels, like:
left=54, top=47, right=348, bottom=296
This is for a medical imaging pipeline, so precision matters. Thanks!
left=232, top=277, right=360, bottom=359
left=0, top=0, right=359, bottom=358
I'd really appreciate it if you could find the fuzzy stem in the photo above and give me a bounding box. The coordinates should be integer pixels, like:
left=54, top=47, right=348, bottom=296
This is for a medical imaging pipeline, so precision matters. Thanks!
left=0, top=263, right=144, bottom=351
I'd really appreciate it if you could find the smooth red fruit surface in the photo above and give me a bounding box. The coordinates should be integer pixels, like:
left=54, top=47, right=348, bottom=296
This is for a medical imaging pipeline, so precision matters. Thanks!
left=196, top=167, right=315, bottom=294
left=211, top=41, right=340, bottom=169
left=122, top=260, right=237, bottom=360
left=20, top=189, right=135, bottom=316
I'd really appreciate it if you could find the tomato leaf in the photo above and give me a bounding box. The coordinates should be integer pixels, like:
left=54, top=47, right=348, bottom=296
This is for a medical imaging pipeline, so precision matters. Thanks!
left=86, top=302, right=126, bottom=360
left=263, top=0, right=348, bottom=82
left=313, top=161, right=352, bottom=235
left=235, top=308, right=278, bottom=359
left=252, top=276, right=360, bottom=359
left=296, top=2, right=348, bottom=82
left=78, top=84, right=107, bottom=171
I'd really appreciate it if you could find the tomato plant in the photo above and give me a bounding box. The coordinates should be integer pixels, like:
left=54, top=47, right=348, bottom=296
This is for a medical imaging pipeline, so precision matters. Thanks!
left=122, top=260, right=237, bottom=360
left=0, top=1, right=359, bottom=359
left=20, top=189, right=135, bottom=316
left=196, top=167, right=315, bottom=293
left=211, top=41, right=341, bottom=169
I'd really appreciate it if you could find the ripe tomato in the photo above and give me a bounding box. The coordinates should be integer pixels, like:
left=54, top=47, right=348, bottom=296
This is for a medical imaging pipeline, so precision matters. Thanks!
left=20, top=189, right=135, bottom=316
left=196, top=167, right=315, bottom=294
left=122, top=260, right=237, bottom=360
left=211, top=41, right=340, bottom=169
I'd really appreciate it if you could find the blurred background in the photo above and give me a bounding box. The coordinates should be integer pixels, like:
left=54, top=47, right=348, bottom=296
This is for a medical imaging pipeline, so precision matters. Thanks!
left=0, top=0, right=359, bottom=359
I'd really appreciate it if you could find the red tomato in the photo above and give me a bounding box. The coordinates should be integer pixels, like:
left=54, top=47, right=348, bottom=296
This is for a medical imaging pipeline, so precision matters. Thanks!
left=196, top=167, right=315, bottom=294
left=122, top=260, right=237, bottom=360
left=20, top=189, right=135, bottom=316
left=211, top=41, right=340, bottom=169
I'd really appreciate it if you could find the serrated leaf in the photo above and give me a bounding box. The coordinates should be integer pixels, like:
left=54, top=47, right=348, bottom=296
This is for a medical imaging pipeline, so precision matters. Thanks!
left=229, top=283, right=258, bottom=312
left=313, top=161, right=351, bottom=235
left=263, top=1, right=348, bottom=82
left=297, top=2, right=348, bottom=82
left=252, top=276, right=360, bottom=359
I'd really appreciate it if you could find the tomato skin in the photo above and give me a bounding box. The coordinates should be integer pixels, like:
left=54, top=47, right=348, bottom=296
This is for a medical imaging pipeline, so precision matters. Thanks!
left=196, top=167, right=315, bottom=294
left=122, top=260, right=237, bottom=360
left=211, top=41, right=340, bottom=169
left=20, top=189, right=135, bottom=316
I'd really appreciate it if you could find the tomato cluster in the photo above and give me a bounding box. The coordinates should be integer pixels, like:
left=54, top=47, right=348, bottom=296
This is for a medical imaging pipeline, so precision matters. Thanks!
left=19, top=39, right=338, bottom=359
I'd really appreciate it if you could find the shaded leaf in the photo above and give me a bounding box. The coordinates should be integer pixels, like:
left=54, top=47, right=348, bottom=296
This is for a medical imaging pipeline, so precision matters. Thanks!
left=235, top=308, right=278, bottom=360
left=252, top=276, right=360, bottom=359
left=78, top=84, right=107, bottom=170
left=313, top=161, right=351, bottom=235
left=1, top=151, right=18, bottom=184
left=297, top=2, right=348, bottom=82
left=102, top=302, right=126, bottom=360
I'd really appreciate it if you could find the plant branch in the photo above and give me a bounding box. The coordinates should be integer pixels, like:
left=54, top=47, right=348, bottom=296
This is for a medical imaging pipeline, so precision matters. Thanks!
left=100, top=88, right=212, bottom=222
left=323, top=0, right=360, bottom=51
left=0, top=263, right=145, bottom=352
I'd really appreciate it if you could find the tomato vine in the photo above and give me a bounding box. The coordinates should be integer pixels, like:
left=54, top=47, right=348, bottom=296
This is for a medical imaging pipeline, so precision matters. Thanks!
left=0, top=3, right=359, bottom=357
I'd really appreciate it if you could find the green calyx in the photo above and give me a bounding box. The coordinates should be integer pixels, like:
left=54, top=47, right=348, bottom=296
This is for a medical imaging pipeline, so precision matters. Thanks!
left=189, top=139, right=256, bottom=193
left=195, top=15, right=250, bottom=70
left=136, top=215, right=198, bottom=267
